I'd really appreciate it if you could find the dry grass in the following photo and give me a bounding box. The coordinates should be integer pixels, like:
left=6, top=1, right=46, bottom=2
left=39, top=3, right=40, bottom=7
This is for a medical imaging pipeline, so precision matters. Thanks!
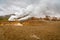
left=0, top=21, right=60, bottom=40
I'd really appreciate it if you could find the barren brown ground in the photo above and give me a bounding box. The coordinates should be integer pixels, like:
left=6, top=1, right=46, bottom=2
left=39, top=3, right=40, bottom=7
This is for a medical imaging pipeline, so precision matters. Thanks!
left=0, top=21, right=60, bottom=40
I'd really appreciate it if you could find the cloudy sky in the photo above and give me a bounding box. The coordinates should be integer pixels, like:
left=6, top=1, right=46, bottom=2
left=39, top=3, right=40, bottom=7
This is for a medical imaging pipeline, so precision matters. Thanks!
left=0, top=0, right=60, bottom=17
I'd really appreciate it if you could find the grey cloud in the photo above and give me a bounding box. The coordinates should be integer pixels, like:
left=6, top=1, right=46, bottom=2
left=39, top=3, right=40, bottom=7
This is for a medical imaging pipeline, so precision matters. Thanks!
left=0, top=0, right=60, bottom=17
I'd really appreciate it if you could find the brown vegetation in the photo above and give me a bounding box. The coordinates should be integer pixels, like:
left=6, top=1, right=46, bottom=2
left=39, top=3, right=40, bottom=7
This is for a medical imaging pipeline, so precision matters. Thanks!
left=0, top=16, right=60, bottom=40
left=0, top=19, right=60, bottom=40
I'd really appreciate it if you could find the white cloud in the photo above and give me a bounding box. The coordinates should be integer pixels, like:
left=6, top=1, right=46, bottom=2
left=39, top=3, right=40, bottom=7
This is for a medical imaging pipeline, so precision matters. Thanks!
left=0, top=0, right=60, bottom=17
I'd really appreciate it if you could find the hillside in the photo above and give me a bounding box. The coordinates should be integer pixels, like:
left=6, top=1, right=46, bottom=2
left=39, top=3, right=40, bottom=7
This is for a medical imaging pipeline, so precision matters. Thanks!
left=0, top=20, right=60, bottom=40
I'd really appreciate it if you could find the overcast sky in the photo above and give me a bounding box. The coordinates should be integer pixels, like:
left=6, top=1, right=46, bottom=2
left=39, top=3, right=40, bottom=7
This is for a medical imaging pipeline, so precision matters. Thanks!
left=0, top=0, right=60, bottom=16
